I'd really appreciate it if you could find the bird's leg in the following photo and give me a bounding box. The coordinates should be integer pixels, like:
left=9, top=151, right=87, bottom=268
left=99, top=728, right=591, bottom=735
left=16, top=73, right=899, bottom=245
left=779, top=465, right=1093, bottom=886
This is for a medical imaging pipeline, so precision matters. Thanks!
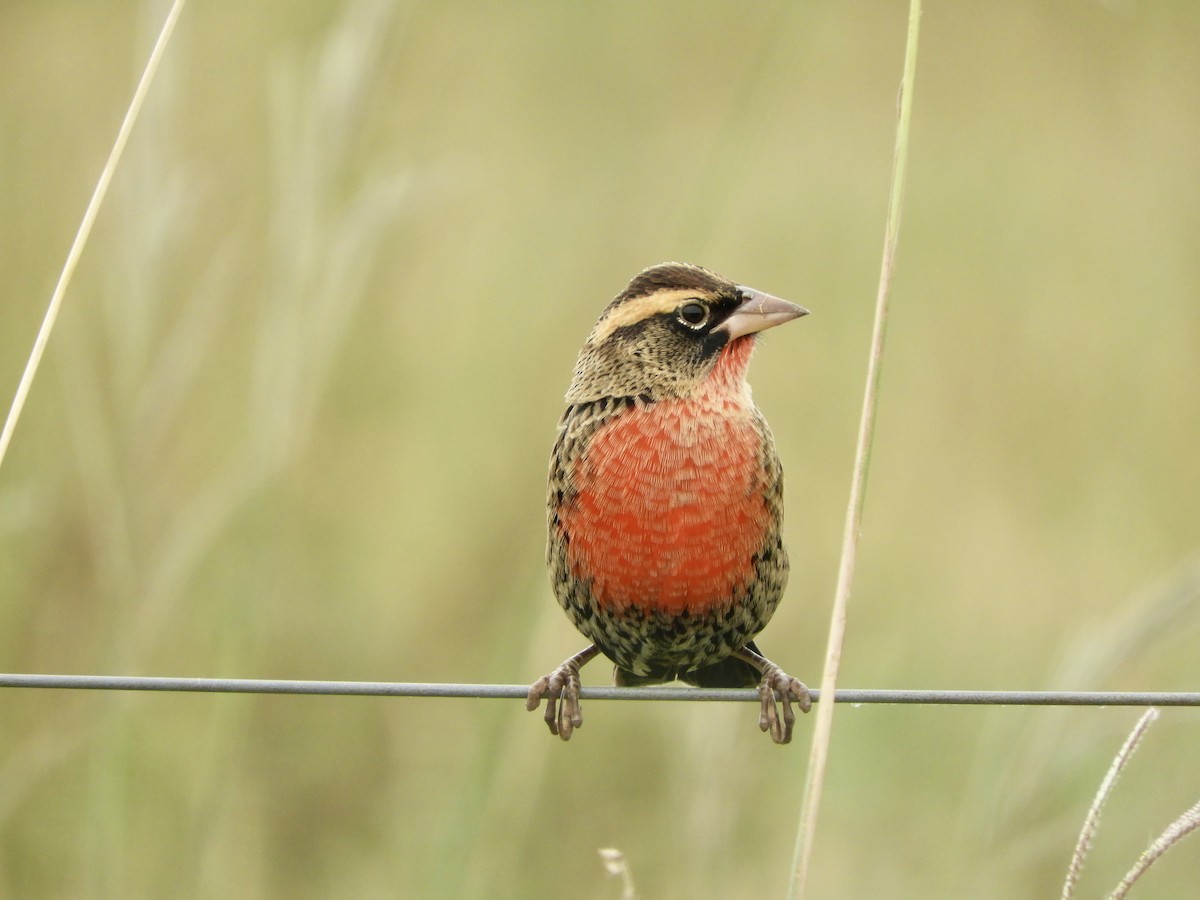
left=732, top=646, right=811, bottom=744
left=526, top=644, right=602, bottom=741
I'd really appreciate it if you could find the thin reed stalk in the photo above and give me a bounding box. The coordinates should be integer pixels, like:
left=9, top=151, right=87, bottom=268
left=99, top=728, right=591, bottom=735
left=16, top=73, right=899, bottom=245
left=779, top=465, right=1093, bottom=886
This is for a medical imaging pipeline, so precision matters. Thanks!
left=1109, top=798, right=1200, bottom=900
left=787, top=3, right=923, bottom=897
left=0, top=0, right=188, bottom=473
left=1061, top=708, right=1159, bottom=900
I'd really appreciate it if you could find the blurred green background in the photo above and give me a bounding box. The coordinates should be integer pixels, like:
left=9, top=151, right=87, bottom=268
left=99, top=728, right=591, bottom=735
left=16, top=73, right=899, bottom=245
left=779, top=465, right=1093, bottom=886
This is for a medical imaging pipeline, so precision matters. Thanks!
left=2, top=1, right=1199, bottom=897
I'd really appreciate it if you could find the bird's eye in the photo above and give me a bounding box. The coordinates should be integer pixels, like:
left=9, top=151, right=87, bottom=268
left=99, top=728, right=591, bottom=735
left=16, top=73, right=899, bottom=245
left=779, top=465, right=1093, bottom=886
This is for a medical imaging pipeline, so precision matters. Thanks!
left=677, top=301, right=710, bottom=328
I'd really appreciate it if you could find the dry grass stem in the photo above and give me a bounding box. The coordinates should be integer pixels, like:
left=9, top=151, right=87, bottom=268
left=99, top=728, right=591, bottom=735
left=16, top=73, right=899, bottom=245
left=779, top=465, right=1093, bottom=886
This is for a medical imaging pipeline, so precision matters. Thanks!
left=0, top=0, right=188, bottom=473
left=598, top=847, right=637, bottom=900
left=0, top=0, right=406, bottom=842
left=1108, top=798, right=1200, bottom=900
left=788, top=3, right=922, bottom=897
left=1060, top=708, right=1159, bottom=900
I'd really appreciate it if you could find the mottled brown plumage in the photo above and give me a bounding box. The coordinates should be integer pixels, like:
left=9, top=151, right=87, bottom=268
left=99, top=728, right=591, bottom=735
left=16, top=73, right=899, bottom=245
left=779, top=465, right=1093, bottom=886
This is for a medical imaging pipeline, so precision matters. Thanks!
left=526, top=263, right=811, bottom=743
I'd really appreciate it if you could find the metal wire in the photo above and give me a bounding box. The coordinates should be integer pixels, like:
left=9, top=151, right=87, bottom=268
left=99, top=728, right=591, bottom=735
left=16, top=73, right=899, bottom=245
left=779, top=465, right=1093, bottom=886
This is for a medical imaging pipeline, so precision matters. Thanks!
left=1, top=674, right=1198, bottom=706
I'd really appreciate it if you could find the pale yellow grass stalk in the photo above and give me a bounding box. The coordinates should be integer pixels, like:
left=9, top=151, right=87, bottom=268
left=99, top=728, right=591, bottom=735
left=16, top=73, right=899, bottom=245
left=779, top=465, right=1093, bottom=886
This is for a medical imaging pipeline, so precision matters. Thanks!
left=598, top=847, right=637, bottom=900
left=787, top=2, right=923, bottom=897
left=0, top=0, right=188, bottom=473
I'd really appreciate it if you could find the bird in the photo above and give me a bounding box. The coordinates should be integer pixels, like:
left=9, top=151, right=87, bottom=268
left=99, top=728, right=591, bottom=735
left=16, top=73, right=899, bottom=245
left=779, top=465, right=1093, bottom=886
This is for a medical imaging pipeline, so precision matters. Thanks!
left=526, top=262, right=811, bottom=744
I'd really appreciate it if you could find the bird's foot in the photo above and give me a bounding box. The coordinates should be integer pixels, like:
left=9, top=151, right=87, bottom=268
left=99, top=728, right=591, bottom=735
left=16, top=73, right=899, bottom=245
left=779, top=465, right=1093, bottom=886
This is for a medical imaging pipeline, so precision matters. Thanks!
left=755, top=665, right=811, bottom=744
left=525, top=645, right=601, bottom=741
left=734, top=647, right=811, bottom=744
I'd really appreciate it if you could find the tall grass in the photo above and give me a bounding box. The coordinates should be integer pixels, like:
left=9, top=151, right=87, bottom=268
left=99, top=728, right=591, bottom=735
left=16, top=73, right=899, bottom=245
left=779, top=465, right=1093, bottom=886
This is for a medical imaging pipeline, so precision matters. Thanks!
left=0, top=2, right=1198, bottom=897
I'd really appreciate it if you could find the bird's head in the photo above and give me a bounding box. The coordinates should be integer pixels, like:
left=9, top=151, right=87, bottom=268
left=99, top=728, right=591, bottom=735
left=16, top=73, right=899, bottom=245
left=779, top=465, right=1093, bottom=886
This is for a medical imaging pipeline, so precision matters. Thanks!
left=564, top=262, right=809, bottom=404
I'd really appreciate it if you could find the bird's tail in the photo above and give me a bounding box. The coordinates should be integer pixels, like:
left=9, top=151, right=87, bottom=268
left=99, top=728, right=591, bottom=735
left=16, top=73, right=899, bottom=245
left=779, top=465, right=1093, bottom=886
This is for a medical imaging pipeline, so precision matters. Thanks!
left=613, top=641, right=766, bottom=689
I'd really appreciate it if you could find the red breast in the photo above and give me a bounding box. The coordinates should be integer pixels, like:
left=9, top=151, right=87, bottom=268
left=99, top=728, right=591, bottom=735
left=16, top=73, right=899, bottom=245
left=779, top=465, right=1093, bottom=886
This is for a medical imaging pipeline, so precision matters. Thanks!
left=562, top=337, right=771, bottom=615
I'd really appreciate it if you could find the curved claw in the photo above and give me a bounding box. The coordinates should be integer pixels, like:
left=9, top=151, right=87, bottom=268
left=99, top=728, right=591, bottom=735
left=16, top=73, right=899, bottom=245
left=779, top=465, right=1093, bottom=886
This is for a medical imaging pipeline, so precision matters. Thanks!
left=525, top=645, right=601, bottom=742
left=734, top=646, right=811, bottom=745
left=757, top=671, right=810, bottom=743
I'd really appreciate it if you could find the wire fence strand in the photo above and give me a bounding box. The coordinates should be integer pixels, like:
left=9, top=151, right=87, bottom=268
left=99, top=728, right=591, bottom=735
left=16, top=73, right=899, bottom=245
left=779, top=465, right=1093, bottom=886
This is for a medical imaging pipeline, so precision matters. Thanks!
left=1, top=674, right=1197, bottom=706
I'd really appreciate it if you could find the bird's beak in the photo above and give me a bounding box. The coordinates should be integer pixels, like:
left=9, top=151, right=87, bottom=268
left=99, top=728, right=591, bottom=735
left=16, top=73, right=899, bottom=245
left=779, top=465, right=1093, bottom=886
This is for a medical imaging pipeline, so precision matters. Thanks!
left=719, top=286, right=810, bottom=340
